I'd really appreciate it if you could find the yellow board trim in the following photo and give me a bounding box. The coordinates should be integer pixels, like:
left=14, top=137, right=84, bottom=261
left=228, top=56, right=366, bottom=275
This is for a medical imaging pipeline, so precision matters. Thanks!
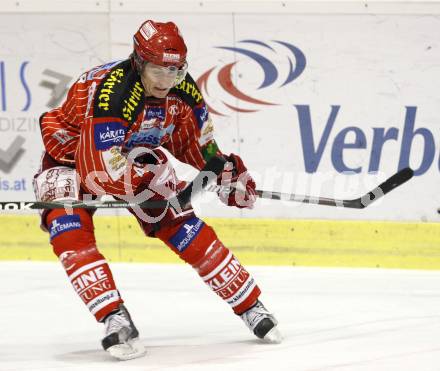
left=1, top=215, right=439, bottom=269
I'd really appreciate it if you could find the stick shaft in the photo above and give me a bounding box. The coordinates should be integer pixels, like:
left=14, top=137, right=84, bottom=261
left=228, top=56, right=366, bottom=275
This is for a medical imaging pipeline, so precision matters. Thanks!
left=208, top=167, right=414, bottom=209
left=0, top=167, right=413, bottom=211
left=0, top=155, right=226, bottom=211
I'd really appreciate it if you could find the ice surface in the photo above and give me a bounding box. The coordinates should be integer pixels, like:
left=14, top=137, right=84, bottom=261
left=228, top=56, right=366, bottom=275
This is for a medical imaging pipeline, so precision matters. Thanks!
left=1, top=261, right=440, bottom=371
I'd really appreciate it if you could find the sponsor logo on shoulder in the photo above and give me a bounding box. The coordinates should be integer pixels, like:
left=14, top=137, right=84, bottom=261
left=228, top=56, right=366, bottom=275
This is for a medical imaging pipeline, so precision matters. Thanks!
left=97, top=68, right=124, bottom=112
left=174, top=80, right=203, bottom=104
left=194, top=104, right=209, bottom=129
left=122, top=81, right=143, bottom=122
left=94, top=121, right=126, bottom=151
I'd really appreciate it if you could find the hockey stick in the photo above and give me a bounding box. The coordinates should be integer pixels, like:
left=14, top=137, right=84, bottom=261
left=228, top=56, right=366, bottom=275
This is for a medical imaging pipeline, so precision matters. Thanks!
left=207, top=167, right=414, bottom=209
left=0, top=156, right=227, bottom=211
left=0, top=165, right=413, bottom=211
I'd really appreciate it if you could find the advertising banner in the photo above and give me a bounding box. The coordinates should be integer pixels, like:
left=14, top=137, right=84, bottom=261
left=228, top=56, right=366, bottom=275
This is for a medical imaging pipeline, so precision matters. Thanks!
left=112, top=13, right=440, bottom=221
left=1, top=10, right=439, bottom=221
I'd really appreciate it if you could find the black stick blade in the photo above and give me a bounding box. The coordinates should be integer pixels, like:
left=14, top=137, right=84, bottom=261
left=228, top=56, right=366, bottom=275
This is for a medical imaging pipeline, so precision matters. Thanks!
left=357, top=167, right=414, bottom=208
left=380, top=167, right=414, bottom=194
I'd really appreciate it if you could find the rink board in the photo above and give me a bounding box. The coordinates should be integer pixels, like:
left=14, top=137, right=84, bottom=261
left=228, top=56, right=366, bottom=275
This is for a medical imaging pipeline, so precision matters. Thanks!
left=1, top=215, right=439, bottom=270
left=1, top=8, right=440, bottom=223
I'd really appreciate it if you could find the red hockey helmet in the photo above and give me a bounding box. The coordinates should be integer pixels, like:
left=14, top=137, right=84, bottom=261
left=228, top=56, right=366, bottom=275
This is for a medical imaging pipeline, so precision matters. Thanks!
left=133, top=20, right=187, bottom=69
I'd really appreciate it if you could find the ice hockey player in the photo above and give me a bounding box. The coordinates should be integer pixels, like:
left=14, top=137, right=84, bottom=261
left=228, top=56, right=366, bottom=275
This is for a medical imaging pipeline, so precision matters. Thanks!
left=33, top=19, right=282, bottom=360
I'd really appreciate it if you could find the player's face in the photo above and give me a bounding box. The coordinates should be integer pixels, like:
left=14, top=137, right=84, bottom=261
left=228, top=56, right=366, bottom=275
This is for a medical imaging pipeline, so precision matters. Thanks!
left=141, top=63, right=183, bottom=98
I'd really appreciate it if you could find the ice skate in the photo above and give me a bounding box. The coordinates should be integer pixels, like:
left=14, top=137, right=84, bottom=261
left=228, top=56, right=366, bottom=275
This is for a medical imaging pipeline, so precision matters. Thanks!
left=101, top=304, right=146, bottom=360
left=240, top=300, right=283, bottom=344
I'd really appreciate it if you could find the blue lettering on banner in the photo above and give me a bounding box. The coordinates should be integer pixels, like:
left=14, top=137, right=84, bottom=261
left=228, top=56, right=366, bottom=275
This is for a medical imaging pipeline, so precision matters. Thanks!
left=146, top=107, right=165, bottom=120
left=398, top=106, right=435, bottom=175
left=295, top=105, right=437, bottom=176
left=0, top=61, right=31, bottom=112
left=49, top=214, right=82, bottom=240
left=194, top=104, right=209, bottom=129
left=0, top=178, right=26, bottom=191
left=169, top=217, right=205, bottom=252
left=94, top=121, right=126, bottom=151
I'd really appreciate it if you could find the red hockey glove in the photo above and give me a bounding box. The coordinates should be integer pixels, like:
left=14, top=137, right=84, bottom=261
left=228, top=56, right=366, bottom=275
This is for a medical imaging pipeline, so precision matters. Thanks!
left=218, top=153, right=257, bottom=209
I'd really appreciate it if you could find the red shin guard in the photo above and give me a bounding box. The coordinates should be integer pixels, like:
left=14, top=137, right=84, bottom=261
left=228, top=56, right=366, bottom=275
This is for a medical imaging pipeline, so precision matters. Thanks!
left=157, top=218, right=261, bottom=314
left=47, top=209, right=123, bottom=321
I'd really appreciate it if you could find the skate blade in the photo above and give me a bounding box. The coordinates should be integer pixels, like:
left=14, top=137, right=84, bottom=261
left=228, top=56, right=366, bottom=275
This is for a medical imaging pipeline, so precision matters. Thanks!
left=262, top=326, right=283, bottom=344
left=106, top=338, right=146, bottom=361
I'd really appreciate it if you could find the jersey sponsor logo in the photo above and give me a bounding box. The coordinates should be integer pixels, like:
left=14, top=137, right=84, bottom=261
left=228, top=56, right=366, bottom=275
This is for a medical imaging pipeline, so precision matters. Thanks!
left=97, top=68, right=124, bottom=112
left=169, top=217, right=205, bottom=252
left=102, top=146, right=127, bottom=181
left=198, top=118, right=215, bottom=146
left=140, top=118, right=157, bottom=131
left=146, top=107, right=165, bottom=121
left=94, top=121, right=126, bottom=151
left=49, top=214, right=81, bottom=240
left=122, top=81, right=143, bottom=121
left=52, top=129, right=74, bottom=144
left=194, top=104, right=209, bottom=129
left=168, top=104, right=178, bottom=115
left=92, top=60, right=144, bottom=124
left=125, top=123, right=175, bottom=149
left=174, top=79, right=203, bottom=104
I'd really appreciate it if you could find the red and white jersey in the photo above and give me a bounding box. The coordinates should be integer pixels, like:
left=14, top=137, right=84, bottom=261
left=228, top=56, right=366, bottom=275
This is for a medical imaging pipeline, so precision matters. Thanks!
left=40, top=59, right=220, bottom=196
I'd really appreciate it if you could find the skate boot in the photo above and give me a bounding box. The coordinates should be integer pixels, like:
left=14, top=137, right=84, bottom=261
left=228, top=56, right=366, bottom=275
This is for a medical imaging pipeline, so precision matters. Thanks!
left=101, top=304, right=146, bottom=360
left=240, top=300, right=283, bottom=344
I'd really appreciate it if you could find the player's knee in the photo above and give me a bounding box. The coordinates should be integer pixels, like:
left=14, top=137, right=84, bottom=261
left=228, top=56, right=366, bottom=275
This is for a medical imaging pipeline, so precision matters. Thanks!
left=46, top=208, right=96, bottom=258
left=156, top=217, right=228, bottom=267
